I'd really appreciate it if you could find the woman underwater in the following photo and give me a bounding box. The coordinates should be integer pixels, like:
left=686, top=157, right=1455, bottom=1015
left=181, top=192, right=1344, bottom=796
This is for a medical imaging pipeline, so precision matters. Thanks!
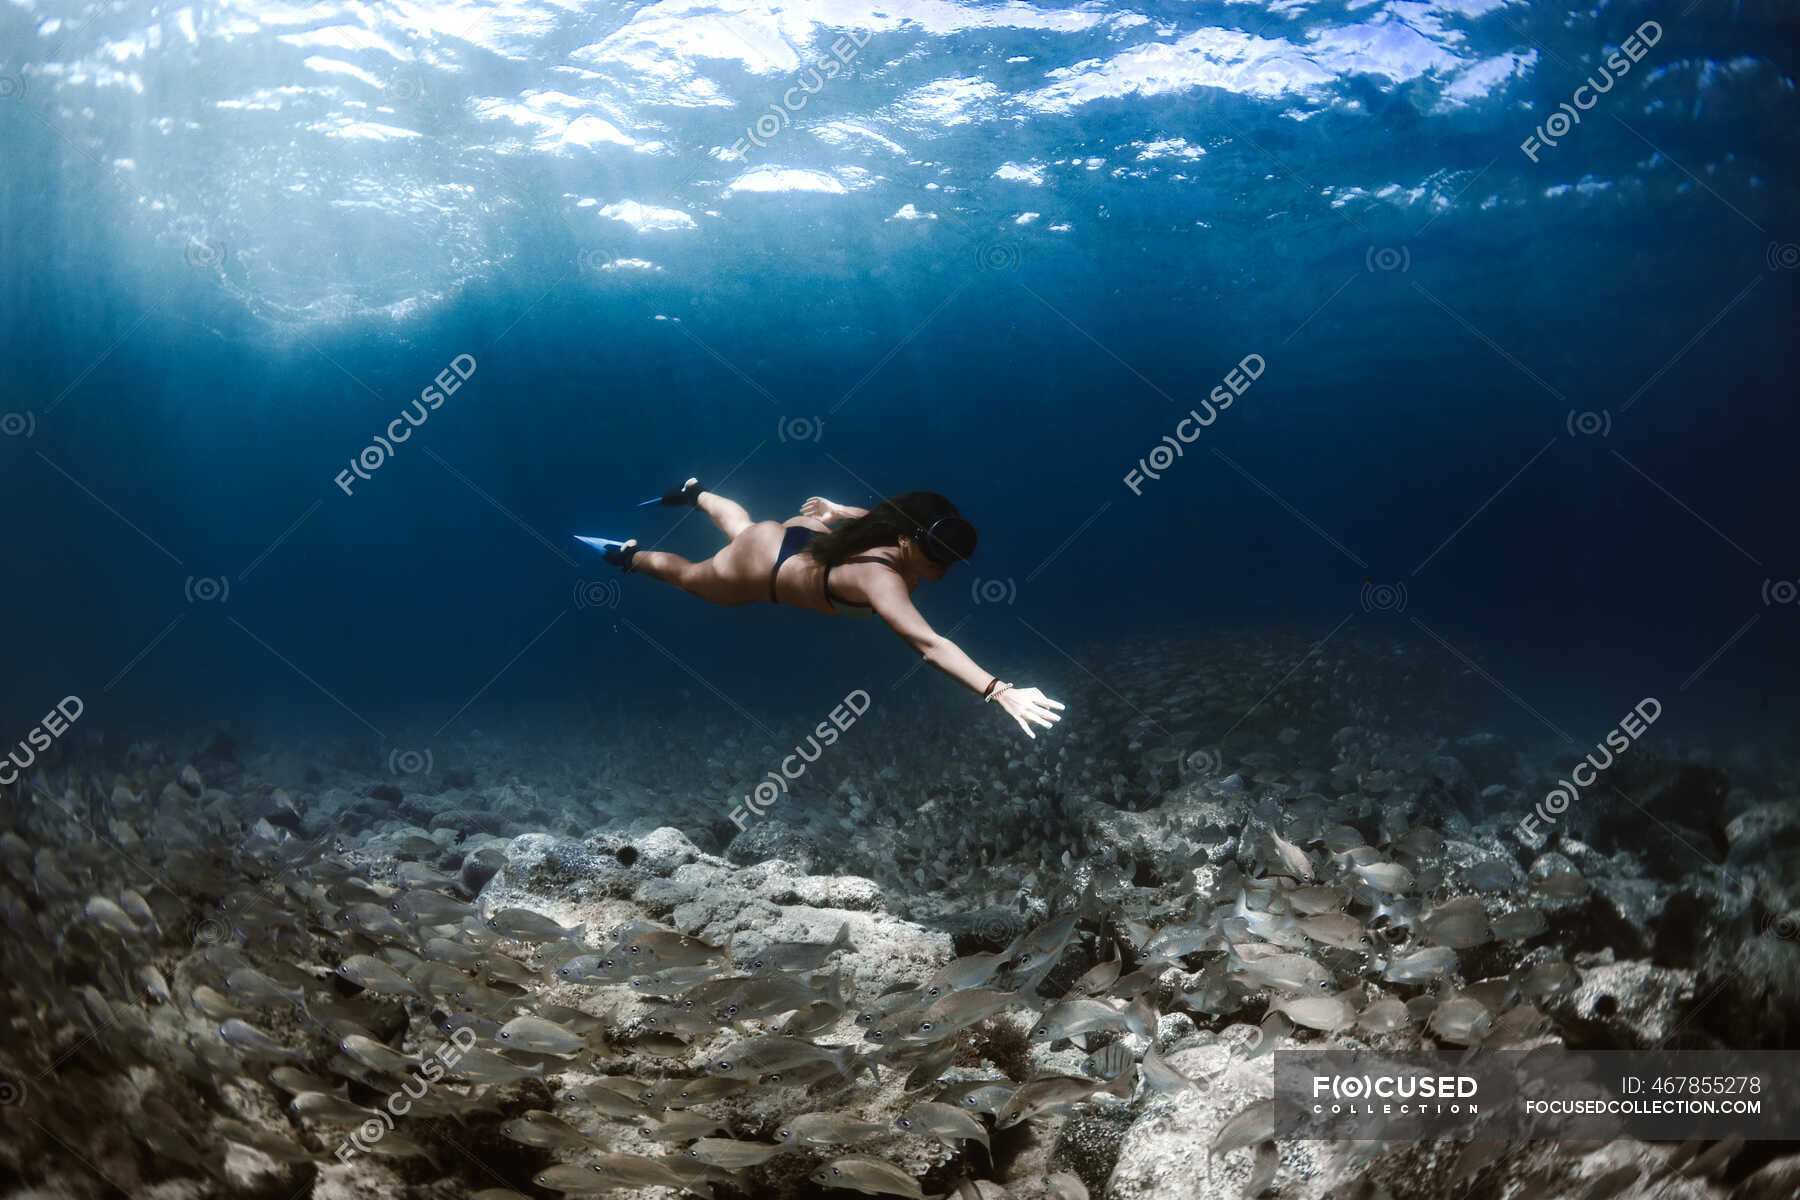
left=580, top=479, right=1066, bottom=738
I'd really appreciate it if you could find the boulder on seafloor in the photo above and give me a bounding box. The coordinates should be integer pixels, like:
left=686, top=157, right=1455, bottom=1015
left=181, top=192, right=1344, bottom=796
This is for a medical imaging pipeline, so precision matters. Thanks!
left=1563, top=957, right=1696, bottom=1047
left=1106, top=1051, right=1342, bottom=1200
left=724, top=817, right=818, bottom=873
left=629, top=855, right=949, bottom=999
left=485, top=826, right=702, bottom=901
left=1073, top=788, right=1238, bottom=878
left=458, top=844, right=507, bottom=894
left=1725, top=801, right=1800, bottom=864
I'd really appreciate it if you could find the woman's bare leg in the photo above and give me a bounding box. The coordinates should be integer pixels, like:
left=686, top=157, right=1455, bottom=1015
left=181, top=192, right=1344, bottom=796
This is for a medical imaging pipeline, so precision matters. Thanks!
left=631, top=550, right=728, bottom=599
left=629, top=521, right=780, bottom=605
left=697, top=490, right=752, bottom=540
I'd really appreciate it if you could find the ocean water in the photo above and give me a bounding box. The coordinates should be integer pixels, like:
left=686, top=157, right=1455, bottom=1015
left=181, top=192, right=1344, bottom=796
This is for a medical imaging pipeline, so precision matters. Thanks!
left=4, top=0, right=1795, bottom=753
left=2, top=2, right=1798, bottom=1197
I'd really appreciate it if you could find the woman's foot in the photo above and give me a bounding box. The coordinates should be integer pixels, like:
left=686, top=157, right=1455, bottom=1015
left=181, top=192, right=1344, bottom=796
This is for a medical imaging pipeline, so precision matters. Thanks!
left=574, top=535, right=640, bottom=572
left=660, top=477, right=704, bottom=506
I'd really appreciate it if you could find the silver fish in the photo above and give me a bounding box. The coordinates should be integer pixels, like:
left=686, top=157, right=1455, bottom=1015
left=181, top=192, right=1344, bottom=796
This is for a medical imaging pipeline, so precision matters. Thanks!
left=1212, top=1099, right=1275, bottom=1156
left=1029, top=996, right=1130, bottom=1043
left=1298, top=912, right=1373, bottom=952
left=896, top=1100, right=990, bottom=1151
left=534, top=1156, right=686, bottom=1193
left=445, top=1048, right=546, bottom=1085
left=338, top=1033, right=417, bottom=1075
left=218, top=1018, right=301, bottom=1062
left=809, top=1155, right=927, bottom=1198
left=1353, top=862, right=1415, bottom=894
left=1272, top=994, right=1355, bottom=1032
left=706, top=1035, right=860, bottom=1081
left=776, top=1111, right=890, bottom=1149
left=496, top=1014, right=588, bottom=1056
left=1489, top=907, right=1547, bottom=941
left=1356, top=996, right=1414, bottom=1034
left=1269, top=830, right=1315, bottom=881
left=499, top=1110, right=592, bottom=1151
left=1428, top=995, right=1494, bottom=1045
left=335, top=955, right=419, bottom=996
left=1381, top=946, right=1459, bottom=984
left=995, top=1075, right=1103, bottom=1128
left=735, top=922, right=856, bottom=973
left=486, top=907, right=585, bottom=943
left=685, top=1138, right=787, bottom=1168
left=1420, top=896, right=1490, bottom=950
left=919, top=951, right=1008, bottom=1002
left=1230, top=950, right=1334, bottom=994
left=83, top=896, right=140, bottom=937
left=1465, top=860, right=1516, bottom=891
left=225, top=966, right=307, bottom=1010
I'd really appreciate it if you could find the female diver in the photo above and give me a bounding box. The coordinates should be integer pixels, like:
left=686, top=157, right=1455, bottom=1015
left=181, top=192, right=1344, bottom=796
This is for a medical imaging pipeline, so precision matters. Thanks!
left=578, top=479, right=1066, bottom=738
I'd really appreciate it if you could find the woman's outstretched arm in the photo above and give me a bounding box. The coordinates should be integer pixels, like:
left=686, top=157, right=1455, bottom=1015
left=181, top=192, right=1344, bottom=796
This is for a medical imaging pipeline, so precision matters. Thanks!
left=867, top=580, right=1066, bottom=738
left=800, top=497, right=868, bottom=526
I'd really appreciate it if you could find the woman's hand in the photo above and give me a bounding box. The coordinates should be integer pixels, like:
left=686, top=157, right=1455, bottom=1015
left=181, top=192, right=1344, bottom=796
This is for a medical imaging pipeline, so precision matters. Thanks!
left=995, top=685, right=1065, bottom=739
left=801, top=496, right=839, bottom=522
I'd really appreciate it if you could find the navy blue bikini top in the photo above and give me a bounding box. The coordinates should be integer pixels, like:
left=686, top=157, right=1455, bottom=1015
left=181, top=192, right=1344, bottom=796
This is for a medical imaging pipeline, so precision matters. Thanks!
left=770, top=526, right=900, bottom=616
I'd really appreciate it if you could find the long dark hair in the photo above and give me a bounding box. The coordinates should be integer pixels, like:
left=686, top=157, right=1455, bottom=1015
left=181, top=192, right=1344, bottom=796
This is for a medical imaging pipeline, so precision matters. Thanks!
left=809, top=492, right=968, bottom=567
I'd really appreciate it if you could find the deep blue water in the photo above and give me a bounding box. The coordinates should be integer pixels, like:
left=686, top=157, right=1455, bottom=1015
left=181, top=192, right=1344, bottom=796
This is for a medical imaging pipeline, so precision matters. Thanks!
left=2, top=0, right=1796, bottom=764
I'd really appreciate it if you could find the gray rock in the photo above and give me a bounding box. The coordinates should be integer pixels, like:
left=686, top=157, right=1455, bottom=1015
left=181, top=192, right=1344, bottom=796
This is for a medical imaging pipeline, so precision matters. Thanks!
left=459, top=846, right=507, bottom=895
left=724, top=818, right=817, bottom=873
left=1726, top=801, right=1800, bottom=864
left=1732, top=1152, right=1800, bottom=1200
left=629, top=858, right=949, bottom=1002
left=1106, top=1055, right=1341, bottom=1200
left=629, top=826, right=702, bottom=874
left=1565, top=958, right=1696, bottom=1047
left=428, top=808, right=505, bottom=837
left=761, top=873, right=885, bottom=912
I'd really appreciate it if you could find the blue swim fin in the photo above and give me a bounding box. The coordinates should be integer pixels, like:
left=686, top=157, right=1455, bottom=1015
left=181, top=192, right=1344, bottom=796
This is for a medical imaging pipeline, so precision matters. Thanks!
left=574, top=535, right=639, bottom=571
left=637, top=477, right=703, bottom=508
